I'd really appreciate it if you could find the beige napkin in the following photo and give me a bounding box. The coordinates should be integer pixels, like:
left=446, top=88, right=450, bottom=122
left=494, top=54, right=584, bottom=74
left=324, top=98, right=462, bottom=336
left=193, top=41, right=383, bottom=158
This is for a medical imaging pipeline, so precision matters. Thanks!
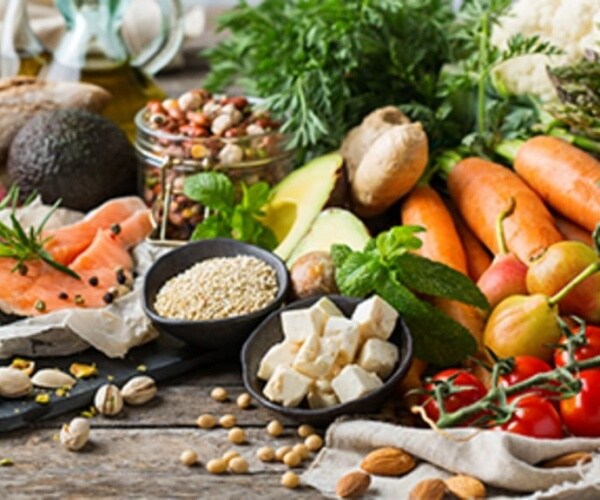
left=303, top=419, right=600, bottom=499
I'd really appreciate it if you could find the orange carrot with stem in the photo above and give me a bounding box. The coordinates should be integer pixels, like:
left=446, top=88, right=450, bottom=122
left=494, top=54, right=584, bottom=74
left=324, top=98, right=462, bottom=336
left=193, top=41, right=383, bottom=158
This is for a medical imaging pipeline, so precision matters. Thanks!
left=554, top=213, right=594, bottom=246
left=498, top=136, right=600, bottom=233
left=401, top=185, right=484, bottom=349
left=444, top=157, right=563, bottom=263
left=452, top=210, right=493, bottom=282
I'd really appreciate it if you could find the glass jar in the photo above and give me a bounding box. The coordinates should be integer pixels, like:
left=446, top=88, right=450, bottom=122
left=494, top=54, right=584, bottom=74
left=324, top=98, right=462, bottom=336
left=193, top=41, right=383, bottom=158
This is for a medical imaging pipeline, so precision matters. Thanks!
left=134, top=108, right=295, bottom=243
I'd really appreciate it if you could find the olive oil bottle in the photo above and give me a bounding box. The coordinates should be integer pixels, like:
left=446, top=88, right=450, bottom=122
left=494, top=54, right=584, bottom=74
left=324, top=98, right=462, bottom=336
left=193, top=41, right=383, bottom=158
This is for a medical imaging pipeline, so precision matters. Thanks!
left=0, top=0, right=51, bottom=77
left=44, top=0, right=184, bottom=141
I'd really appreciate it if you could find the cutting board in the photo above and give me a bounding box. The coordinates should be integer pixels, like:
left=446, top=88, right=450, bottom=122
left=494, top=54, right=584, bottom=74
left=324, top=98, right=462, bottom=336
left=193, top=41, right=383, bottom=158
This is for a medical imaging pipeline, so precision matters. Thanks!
left=0, top=334, right=234, bottom=433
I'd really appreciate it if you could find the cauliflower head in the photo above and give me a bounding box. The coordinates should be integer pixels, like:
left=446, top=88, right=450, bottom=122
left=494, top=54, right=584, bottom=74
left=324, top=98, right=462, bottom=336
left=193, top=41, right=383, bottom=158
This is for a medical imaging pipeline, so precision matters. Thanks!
left=491, top=0, right=600, bottom=100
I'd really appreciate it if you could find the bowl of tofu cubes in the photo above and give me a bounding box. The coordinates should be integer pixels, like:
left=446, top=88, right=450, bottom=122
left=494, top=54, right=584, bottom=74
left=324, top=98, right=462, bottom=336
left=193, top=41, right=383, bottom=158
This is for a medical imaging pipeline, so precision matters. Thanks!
left=241, top=294, right=413, bottom=424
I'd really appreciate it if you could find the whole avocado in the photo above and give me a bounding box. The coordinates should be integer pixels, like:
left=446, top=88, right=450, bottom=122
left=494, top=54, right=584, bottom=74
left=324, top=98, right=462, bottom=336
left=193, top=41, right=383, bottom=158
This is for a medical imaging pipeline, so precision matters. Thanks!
left=7, top=109, right=137, bottom=211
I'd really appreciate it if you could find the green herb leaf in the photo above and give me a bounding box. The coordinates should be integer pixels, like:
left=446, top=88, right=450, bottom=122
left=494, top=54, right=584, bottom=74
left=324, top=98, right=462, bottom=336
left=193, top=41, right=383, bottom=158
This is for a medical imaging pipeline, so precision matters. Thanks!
left=334, top=250, right=383, bottom=298
left=184, top=172, right=235, bottom=213
left=375, top=275, right=478, bottom=365
left=375, top=226, right=424, bottom=261
left=241, top=182, right=271, bottom=213
left=393, top=253, right=489, bottom=309
left=330, top=244, right=353, bottom=269
left=190, top=215, right=231, bottom=241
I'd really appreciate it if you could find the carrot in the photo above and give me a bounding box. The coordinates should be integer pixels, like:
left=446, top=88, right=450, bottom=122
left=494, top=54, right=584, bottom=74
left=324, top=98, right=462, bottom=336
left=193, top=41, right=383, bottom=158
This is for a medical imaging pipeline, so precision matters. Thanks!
left=452, top=210, right=493, bottom=281
left=514, top=136, right=600, bottom=233
left=554, top=213, right=594, bottom=247
left=400, top=185, right=467, bottom=273
left=447, top=157, right=563, bottom=263
left=401, top=185, right=484, bottom=348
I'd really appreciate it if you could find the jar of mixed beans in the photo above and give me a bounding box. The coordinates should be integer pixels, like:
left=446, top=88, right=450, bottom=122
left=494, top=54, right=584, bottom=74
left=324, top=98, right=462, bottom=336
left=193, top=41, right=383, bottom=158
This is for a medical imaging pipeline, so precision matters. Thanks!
left=135, top=90, right=294, bottom=242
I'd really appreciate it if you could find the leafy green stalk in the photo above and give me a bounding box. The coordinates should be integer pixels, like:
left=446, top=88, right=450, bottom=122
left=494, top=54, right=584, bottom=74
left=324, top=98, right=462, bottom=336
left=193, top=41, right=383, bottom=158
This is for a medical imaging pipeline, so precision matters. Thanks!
left=183, top=172, right=277, bottom=249
left=331, top=226, right=489, bottom=366
left=0, top=187, right=80, bottom=279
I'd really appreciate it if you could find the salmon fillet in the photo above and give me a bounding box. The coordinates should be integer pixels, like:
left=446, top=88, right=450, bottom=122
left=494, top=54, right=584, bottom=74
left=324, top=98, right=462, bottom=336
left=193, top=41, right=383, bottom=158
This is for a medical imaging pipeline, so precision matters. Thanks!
left=44, top=196, right=147, bottom=265
left=0, top=203, right=153, bottom=317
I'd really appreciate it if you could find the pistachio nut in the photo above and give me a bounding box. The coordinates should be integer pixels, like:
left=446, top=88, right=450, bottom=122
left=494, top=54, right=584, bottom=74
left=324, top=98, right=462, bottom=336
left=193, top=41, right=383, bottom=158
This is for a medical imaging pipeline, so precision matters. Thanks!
left=94, top=384, right=123, bottom=416
left=31, top=369, right=76, bottom=389
left=121, top=376, right=157, bottom=406
left=10, top=358, right=35, bottom=376
left=60, top=417, right=90, bottom=451
left=69, top=363, right=98, bottom=379
left=0, top=367, right=33, bottom=398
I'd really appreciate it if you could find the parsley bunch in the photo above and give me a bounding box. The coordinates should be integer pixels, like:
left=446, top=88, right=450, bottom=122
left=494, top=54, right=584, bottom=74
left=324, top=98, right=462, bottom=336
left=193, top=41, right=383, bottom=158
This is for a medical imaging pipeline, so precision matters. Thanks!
left=332, top=226, right=489, bottom=366
left=183, top=172, right=277, bottom=250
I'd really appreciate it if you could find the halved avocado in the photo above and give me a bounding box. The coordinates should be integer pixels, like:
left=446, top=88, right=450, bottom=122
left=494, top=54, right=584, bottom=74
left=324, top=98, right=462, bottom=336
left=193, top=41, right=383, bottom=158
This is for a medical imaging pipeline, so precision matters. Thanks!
left=262, top=153, right=344, bottom=260
left=287, top=208, right=370, bottom=267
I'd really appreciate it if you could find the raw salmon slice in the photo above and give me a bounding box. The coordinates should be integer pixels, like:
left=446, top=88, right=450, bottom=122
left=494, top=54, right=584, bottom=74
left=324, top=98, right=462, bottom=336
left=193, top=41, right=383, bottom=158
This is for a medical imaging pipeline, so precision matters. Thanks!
left=44, top=196, right=148, bottom=265
left=0, top=208, right=153, bottom=317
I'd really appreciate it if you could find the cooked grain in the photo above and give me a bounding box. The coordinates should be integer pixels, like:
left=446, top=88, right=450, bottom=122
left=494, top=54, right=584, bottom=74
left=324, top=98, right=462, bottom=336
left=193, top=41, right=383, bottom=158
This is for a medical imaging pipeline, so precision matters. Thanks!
left=154, top=255, right=278, bottom=320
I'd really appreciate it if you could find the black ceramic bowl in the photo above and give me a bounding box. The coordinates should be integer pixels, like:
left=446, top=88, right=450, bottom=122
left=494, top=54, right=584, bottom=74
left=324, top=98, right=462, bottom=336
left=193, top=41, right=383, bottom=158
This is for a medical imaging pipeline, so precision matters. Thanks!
left=241, top=295, right=413, bottom=424
left=143, top=239, right=289, bottom=350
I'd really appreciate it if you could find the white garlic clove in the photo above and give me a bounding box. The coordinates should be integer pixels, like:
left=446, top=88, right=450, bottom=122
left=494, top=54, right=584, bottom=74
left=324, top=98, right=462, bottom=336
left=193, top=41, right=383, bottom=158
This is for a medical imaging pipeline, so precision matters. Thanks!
left=0, top=367, right=33, bottom=398
left=60, top=417, right=90, bottom=451
left=94, top=384, right=124, bottom=416
left=121, top=376, right=157, bottom=406
left=31, top=369, right=76, bottom=389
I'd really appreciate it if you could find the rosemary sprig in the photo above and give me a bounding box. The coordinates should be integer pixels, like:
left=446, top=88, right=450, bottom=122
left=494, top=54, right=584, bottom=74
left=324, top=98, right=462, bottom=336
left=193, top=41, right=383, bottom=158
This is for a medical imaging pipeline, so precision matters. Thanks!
left=0, top=187, right=80, bottom=280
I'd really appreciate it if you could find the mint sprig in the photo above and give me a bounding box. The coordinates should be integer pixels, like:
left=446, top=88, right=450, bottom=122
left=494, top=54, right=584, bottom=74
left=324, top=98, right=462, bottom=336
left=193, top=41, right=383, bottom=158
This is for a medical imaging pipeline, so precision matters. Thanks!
left=331, top=226, right=489, bottom=366
left=183, top=172, right=277, bottom=250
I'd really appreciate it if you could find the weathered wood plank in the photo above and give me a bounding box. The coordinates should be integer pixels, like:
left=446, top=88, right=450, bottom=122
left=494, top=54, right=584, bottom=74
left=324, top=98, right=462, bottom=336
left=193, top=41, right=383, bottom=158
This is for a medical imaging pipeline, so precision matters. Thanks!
left=0, top=428, right=326, bottom=498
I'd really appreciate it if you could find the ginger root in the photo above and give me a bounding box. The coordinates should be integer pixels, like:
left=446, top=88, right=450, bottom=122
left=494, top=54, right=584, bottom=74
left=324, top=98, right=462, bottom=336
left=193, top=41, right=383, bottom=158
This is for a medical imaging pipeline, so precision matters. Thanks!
left=341, top=107, right=428, bottom=217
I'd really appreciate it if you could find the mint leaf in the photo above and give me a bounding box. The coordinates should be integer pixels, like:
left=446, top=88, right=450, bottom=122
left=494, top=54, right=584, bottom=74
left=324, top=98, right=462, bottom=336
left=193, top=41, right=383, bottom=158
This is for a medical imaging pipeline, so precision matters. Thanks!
left=191, top=215, right=231, bottom=240
left=375, top=275, right=477, bottom=365
left=393, top=253, right=489, bottom=309
left=335, top=250, right=382, bottom=297
left=231, top=206, right=277, bottom=250
left=330, top=244, right=353, bottom=268
left=184, top=172, right=234, bottom=213
left=242, top=182, right=271, bottom=213
left=375, top=225, right=423, bottom=261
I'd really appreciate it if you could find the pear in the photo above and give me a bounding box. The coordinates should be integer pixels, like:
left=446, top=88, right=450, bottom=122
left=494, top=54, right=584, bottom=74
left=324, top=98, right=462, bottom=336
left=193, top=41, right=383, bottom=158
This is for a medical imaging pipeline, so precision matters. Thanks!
left=477, top=198, right=528, bottom=309
left=484, top=261, right=600, bottom=362
left=527, top=241, right=600, bottom=323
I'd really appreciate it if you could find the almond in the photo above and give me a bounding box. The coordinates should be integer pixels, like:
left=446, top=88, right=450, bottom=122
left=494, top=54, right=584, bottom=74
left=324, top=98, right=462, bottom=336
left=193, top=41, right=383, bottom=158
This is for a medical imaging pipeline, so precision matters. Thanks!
left=540, top=451, right=593, bottom=468
left=336, top=471, right=371, bottom=498
left=361, top=447, right=416, bottom=476
left=409, top=478, right=447, bottom=500
left=445, top=474, right=486, bottom=499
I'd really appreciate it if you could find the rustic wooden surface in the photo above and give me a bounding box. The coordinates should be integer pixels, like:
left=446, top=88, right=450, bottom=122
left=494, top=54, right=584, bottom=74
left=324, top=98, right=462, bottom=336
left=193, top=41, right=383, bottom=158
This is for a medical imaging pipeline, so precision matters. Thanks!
left=0, top=360, right=337, bottom=498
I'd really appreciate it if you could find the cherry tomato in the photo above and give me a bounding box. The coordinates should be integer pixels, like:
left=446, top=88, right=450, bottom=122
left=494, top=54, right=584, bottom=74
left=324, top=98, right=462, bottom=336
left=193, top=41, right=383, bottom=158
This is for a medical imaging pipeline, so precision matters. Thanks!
left=560, top=369, right=600, bottom=437
left=498, top=355, right=556, bottom=399
left=422, top=369, right=486, bottom=423
left=493, top=394, right=563, bottom=439
left=555, top=324, right=600, bottom=367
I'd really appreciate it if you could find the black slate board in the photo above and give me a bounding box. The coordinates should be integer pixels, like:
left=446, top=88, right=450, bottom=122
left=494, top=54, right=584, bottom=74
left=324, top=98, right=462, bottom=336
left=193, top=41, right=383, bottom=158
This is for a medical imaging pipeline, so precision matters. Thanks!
left=0, top=334, right=234, bottom=433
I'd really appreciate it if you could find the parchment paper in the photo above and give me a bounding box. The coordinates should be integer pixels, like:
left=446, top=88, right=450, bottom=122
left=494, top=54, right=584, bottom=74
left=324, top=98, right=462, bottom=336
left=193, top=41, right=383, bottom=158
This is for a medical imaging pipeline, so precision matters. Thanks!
left=0, top=199, right=167, bottom=359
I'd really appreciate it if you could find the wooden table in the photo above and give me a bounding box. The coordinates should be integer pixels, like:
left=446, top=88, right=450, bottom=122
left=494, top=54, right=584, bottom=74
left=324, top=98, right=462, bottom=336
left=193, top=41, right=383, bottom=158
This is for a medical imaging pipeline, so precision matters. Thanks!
left=0, top=360, right=330, bottom=498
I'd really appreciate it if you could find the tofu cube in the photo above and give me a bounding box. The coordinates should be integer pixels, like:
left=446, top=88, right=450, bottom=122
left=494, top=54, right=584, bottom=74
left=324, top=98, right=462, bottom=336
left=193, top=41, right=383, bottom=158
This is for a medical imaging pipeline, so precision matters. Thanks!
left=314, top=378, right=333, bottom=393
left=312, top=297, right=344, bottom=318
left=263, top=365, right=312, bottom=407
left=331, top=365, right=383, bottom=403
left=257, top=341, right=299, bottom=381
left=357, top=338, right=399, bottom=379
left=351, top=295, right=398, bottom=341
left=307, top=389, right=340, bottom=409
left=293, top=334, right=336, bottom=379
left=280, top=306, right=327, bottom=342
left=323, top=317, right=361, bottom=365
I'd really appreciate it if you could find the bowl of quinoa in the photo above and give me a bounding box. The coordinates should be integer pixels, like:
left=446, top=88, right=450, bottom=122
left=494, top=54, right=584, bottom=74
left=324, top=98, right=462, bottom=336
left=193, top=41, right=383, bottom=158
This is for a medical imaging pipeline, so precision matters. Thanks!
left=143, top=239, right=289, bottom=350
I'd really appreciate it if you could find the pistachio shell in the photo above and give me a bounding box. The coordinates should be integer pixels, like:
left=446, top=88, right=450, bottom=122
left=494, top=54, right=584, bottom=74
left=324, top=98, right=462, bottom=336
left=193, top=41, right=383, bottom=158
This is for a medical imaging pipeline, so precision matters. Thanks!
left=121, top=376, right=157, bottom=406
left=94, top=384, right=123, bottom=416
left=10, top=358, right=35, bottom=376
left=0, top=367, right=33, bottom=398
left=31, top=369, right=76, bottom=389
left=60, top=417, right=90, bottom=451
